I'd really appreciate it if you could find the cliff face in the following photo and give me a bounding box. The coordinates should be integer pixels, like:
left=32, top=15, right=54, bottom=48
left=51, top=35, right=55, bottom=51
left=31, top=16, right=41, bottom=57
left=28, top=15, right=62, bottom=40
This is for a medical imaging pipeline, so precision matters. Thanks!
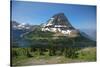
left=41, top=13, right=79, bottom=37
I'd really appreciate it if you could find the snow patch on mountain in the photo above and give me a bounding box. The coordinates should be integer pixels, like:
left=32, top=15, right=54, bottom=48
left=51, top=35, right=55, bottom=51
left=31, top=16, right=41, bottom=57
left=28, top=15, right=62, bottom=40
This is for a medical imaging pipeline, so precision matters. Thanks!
left=41, top=13, right=79, bottom=37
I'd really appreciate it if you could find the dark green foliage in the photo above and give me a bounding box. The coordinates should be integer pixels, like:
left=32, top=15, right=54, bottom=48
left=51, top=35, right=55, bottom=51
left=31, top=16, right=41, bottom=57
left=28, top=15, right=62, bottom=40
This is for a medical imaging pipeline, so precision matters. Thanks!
left=26, top=48, right=33, bottom=57
left=12, top=48, right=18, bottom=57
left=12, top=48, right=33, bottom=58
left=12, top=47, right=80, bottom=59
left=48, top=47, right=56, bottom=56
left=63, top=48, right=79, bottom=58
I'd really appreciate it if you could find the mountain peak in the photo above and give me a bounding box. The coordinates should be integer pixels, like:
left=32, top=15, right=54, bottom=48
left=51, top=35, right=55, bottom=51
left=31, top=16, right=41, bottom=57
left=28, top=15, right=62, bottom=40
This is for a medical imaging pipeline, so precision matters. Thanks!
left=53, top=13, right=65, bottom=16
left=51, top=13, right=72, bottom=27
left=41, top=13, right=79, bottom=37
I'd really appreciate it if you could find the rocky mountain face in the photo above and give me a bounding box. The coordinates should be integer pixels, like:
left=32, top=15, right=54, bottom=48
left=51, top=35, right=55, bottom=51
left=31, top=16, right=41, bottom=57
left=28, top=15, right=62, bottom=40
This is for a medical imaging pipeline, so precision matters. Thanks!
left=11, top=21, right=37, bottom=31
left=11, top=21, right=39, bottom=41
left=41, top=13, right=79, bottom=37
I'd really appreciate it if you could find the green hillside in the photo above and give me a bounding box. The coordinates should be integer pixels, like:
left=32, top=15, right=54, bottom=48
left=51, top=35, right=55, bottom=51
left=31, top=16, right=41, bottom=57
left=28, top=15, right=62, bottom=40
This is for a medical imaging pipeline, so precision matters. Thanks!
left=24, top=30, right=96, bottom=48
left=11, top=30, right=96, bottom=66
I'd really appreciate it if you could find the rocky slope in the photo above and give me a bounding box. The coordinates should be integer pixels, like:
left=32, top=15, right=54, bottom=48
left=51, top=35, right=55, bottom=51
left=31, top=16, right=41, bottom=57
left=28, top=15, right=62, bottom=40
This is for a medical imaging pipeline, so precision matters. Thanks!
left=41, top=13, right=79, bottom=38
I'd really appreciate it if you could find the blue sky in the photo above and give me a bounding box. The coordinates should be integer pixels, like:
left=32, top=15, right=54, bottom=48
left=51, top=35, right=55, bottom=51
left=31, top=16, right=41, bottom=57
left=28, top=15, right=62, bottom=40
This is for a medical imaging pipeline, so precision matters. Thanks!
left=11, top=1, right=96, bottom=30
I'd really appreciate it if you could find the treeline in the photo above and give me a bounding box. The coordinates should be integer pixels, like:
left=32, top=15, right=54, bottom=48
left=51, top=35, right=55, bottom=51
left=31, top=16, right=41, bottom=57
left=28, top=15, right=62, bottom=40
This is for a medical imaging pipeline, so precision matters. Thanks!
left=12, top=47, right=80, bottom=59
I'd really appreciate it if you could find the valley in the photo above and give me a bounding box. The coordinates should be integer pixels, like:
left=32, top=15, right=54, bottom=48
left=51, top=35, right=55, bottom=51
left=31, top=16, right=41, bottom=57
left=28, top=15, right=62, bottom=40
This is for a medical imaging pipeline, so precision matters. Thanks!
left=11, top=13, right=96, bottom=66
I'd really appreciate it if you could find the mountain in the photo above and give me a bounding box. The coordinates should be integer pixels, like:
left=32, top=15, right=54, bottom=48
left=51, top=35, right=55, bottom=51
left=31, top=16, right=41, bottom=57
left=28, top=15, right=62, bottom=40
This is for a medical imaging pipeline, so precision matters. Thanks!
left=11, top=13, right=96, bottom=48
left=11, top=21, right=37, bottom=31
left=41, top=13, right=96, bottom=41
left=11, top=21, right=39, bottom=42
left=41, top=13, right=80, bottom=38
left=80, top=29, right=96, bottom=41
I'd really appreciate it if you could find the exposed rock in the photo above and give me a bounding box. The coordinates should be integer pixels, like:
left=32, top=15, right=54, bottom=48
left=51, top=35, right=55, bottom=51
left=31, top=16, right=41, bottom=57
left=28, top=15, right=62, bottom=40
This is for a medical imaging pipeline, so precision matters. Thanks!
left=41, top=13, right=79, bottom=37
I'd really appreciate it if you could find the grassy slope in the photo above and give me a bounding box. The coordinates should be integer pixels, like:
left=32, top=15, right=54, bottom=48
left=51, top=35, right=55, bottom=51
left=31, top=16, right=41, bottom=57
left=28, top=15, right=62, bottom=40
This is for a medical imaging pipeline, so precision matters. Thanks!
left=12, top=47, right=96, bottom=66
left=78, top=47, right=96, bottom=61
